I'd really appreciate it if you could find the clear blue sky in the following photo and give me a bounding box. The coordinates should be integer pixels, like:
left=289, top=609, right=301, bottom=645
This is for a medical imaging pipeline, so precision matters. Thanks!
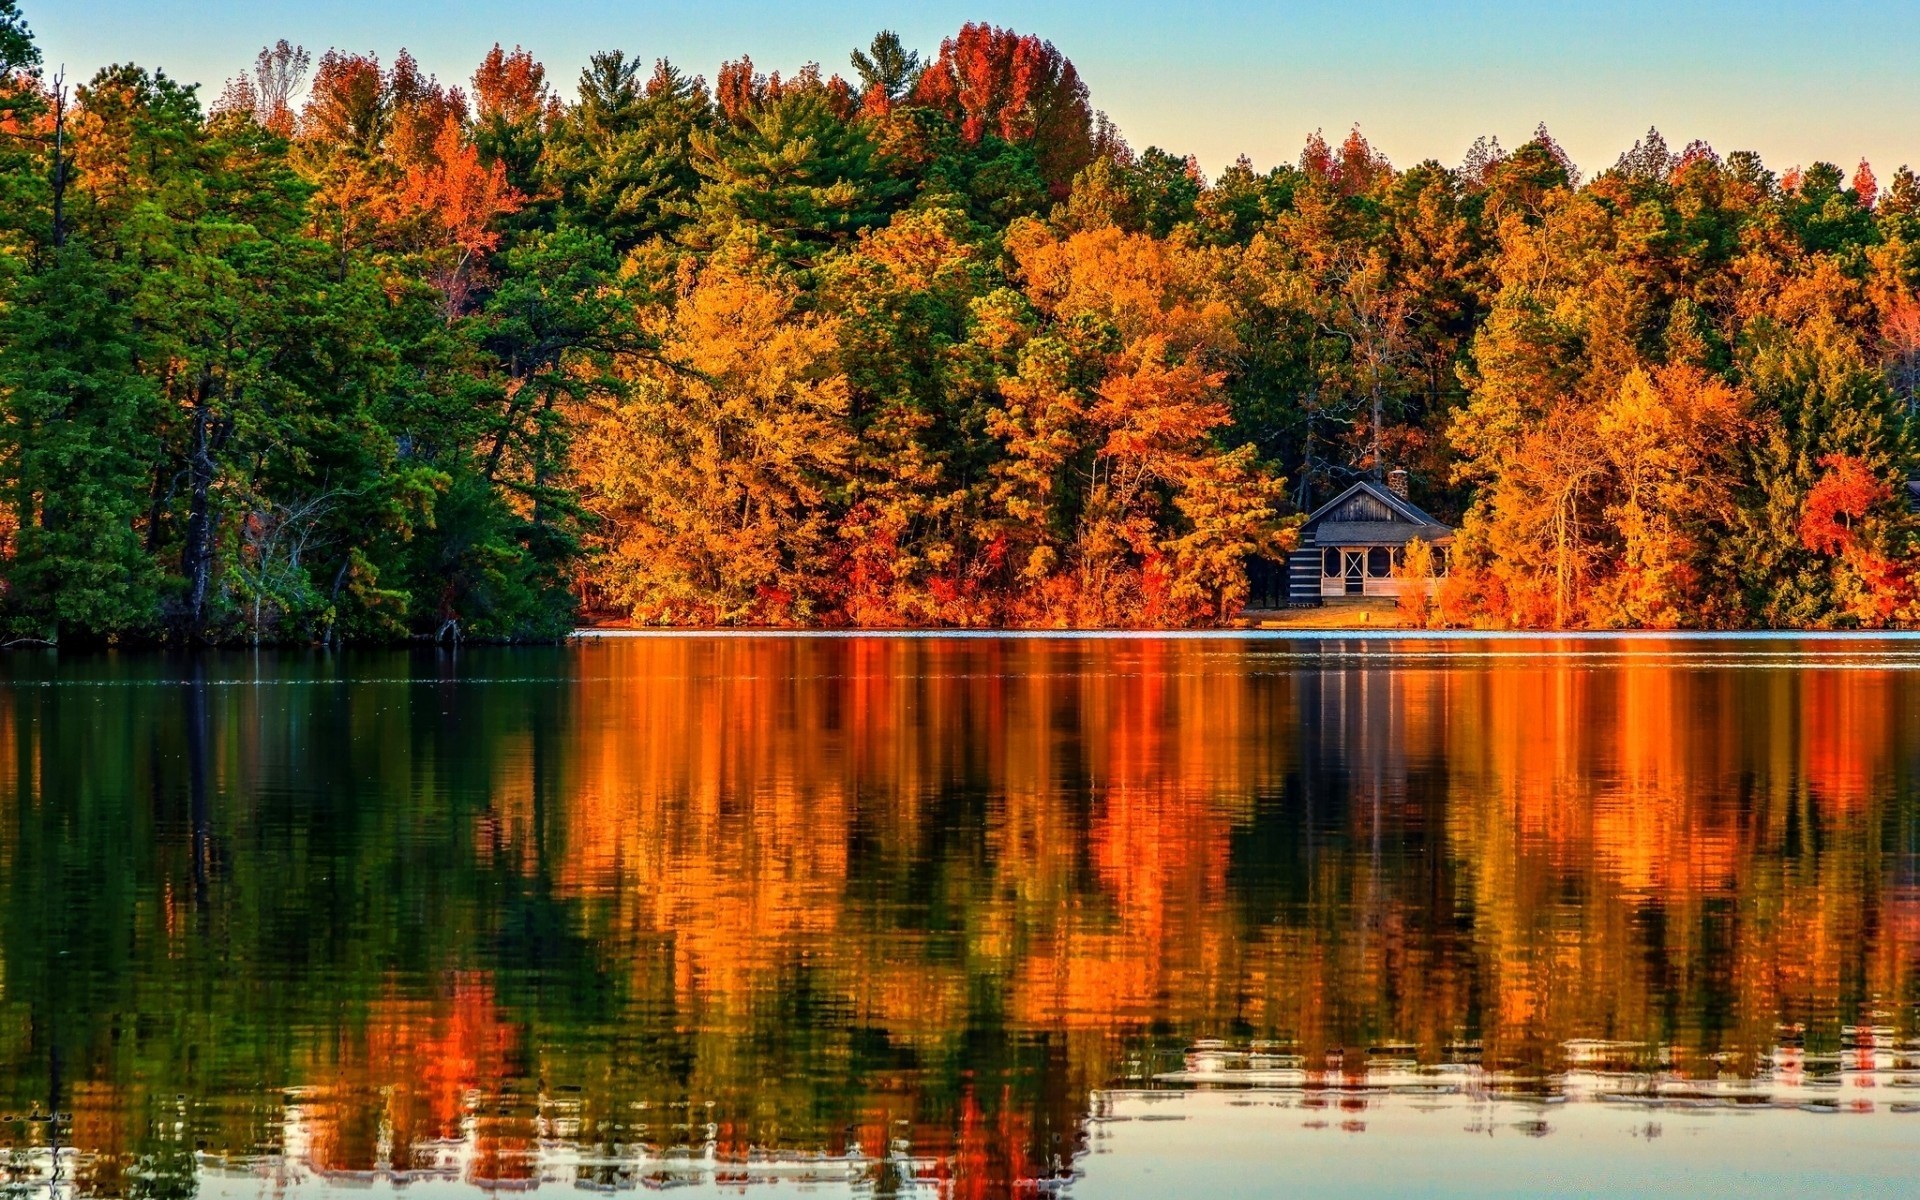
left=27, top=0, right=1920, bottom=179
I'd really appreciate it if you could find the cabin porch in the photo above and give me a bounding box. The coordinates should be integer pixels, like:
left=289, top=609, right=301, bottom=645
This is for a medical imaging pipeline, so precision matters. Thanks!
left=1312, top=544, right=1441, bottom=599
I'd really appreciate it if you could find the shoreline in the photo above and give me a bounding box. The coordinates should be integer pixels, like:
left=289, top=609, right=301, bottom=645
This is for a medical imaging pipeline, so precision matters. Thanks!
left=12, top=628, right=1920, bottom=653
left=571, top=626, right=1920, bottom=641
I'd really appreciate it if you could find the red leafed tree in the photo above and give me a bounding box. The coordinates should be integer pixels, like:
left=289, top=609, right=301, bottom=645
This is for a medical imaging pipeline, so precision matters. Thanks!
left=715, top=57, right=857, bottom=124
left=472, top=44, right=547, bottom=124
left=1337, top=126, right=1391, bottom=195
left=1299, top=129, right=1334, bottom=180
left=1301, top=126, right=1391, bottom=196
left=386, top=50, right=466, bottom=169
left=715, top=55, right=763, bottom=124
left=404, top=114, right=523, bottom=312
left=1853, top=159, right=1879, bottom=209
left=1799, top=454, right=1889, bottom=555
left=301, top=50, right=389, bottom=153
left=300, top=48, right=464, bottom=166
left=909, top=23, right=1093, bottom=196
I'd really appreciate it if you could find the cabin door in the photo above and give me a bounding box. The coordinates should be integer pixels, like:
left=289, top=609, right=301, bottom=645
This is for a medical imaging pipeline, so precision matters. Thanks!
left=1343, top=550, right=1365, bottom=595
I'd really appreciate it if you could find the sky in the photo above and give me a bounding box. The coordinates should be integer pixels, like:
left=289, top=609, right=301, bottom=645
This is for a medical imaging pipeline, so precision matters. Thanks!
left=26, top=0, right=1920, bottom=180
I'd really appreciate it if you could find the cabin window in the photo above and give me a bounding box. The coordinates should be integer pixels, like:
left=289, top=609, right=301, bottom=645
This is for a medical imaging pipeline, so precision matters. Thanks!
left=1392, top=547, right=1408, bottom=571
left=1322, top=548, right=1342, bottom=577
left=1367, top=547, right=1392, bottom=578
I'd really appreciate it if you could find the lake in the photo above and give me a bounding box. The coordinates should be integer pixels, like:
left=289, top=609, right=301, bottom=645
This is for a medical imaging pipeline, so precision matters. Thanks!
left=1, top=634, right=1917, bottom=1197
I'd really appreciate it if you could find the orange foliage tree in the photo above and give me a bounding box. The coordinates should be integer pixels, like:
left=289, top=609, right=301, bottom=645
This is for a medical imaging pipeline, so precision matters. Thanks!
left=979, top=220, right=1289, bottom=625
left=1799, top=453, right=1889, bottom=554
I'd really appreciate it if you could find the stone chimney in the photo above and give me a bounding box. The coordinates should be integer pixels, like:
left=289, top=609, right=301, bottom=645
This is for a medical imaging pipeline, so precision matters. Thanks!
left=1387, top=468, right=1410, bottom=500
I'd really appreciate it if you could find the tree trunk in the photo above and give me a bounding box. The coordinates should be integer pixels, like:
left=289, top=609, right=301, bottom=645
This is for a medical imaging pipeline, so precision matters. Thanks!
left=143, top=465, right=176, bottom=555
left=180, top=380, right=219, bottom=636
left=1371, top=378, right=1384, bottom=476
left=50, top=75, right=69, bottom=249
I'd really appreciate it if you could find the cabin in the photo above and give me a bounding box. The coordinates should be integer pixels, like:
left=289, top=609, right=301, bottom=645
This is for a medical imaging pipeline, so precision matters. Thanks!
left=1283, top=472, right=1454, bottom=607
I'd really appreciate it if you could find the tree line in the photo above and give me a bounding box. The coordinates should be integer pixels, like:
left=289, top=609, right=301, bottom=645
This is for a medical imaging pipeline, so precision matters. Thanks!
left=1, top=0, right=1916, bottom=640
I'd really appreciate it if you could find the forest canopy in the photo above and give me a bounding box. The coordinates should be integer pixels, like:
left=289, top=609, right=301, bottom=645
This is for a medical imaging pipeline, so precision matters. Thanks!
left=2, top=1, right=1918, bottom=640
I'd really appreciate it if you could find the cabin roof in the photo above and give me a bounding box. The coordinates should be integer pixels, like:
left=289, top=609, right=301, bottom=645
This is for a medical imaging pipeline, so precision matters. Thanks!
left=1300, top=479, right=1454, bottom=546
left=1313, top=520, right=1455, bottom=546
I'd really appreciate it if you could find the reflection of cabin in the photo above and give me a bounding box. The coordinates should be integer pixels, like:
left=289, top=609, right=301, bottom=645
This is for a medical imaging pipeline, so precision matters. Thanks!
left=1285, top=474, right=1454, bottom=607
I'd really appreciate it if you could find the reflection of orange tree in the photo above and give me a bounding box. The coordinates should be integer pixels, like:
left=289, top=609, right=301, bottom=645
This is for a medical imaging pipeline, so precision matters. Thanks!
left=1013, top=638, right=1262, bottom=1028
left=1438, top=647, right=1918, bottom=1074
left=535, top=637, right=1291, bottom=1173
left=293, top=972, right=529, bottom=1183
left=525, top=639, right=1920, bottom=1154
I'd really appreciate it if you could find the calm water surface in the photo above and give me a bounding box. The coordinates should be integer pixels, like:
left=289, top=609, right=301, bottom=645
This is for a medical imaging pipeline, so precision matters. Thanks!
left=1, top=635, right=1918, bottom=1197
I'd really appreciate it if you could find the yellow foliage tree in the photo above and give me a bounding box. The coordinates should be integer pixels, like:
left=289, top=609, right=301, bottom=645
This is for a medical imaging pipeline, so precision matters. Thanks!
left=1590, top=365, right=1753, bottom=627
left=578, top=247, right=853, bottom=624
left=1395, top=537, right=1437, bottom=627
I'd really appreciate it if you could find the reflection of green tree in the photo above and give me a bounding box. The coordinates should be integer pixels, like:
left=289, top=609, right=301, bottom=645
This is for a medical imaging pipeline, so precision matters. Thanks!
left=0, top=649, right=604, bottom=1188
left=0, top=649, right=1085, bottom=1189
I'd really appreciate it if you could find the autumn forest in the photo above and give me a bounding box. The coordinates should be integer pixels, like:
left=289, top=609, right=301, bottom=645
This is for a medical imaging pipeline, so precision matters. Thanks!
left=3, top=1, right=1919, bottom=640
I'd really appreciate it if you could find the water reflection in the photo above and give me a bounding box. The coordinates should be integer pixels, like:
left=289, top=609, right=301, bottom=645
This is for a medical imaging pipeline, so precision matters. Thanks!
left=0, top=637, right=1916, bottom=1196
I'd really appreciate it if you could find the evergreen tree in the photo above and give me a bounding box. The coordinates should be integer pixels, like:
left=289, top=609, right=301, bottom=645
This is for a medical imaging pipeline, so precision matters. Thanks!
left=0, top=246, right=158, bottom=639
left=683, top=81, right=907, bottom=260
left=1732, top=319, right=1915, bottom=625
left=0, top=0, right=33, bottom=76
left=849, top=31, right=921, bottom=112
left=545, top=53, right=710, bottom=250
